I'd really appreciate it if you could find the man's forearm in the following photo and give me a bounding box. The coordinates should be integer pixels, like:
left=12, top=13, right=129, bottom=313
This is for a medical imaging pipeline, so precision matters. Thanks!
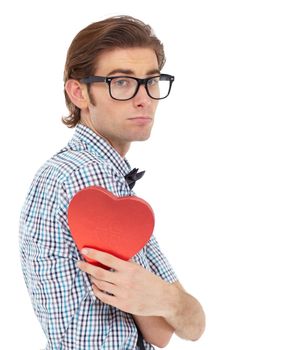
left=162, top=282, right=205, bottom=341
left=133, top=315, right=174, bottom=348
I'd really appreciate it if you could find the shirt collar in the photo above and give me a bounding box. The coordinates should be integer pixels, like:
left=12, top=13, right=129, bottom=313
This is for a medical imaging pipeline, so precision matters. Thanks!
left=71, top=123, right=131, bottom=177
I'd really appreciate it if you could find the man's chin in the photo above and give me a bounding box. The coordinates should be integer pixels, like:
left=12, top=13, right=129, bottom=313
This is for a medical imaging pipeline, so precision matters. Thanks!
left=131, top=131, right=152, bottom=142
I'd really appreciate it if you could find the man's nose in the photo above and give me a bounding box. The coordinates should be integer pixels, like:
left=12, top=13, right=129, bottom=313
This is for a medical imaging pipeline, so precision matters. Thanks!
left=132, top=84, right=152, bottom=107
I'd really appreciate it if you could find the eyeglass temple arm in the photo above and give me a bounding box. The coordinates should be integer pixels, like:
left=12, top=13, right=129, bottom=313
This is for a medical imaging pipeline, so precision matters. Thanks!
left=80, top=76, right=106, bottom=84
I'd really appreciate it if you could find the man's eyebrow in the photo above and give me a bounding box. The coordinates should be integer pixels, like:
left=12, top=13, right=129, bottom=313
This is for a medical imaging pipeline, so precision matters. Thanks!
left=106, top=68, right=160, bottom=76
left=147, top=68, right=161, bottom=75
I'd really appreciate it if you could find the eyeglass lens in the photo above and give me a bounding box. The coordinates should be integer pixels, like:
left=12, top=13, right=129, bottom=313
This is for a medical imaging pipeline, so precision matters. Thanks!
left=110, top=76, right=170, bottom=100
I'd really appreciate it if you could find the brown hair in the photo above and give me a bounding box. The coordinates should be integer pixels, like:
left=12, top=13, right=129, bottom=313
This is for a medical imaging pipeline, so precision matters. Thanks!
left=62, top=15, right=166, bottom=127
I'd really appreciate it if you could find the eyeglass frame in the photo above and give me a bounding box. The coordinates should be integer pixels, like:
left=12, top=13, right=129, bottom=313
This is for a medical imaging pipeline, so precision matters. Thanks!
left=80, top=73, right=175, bottom=101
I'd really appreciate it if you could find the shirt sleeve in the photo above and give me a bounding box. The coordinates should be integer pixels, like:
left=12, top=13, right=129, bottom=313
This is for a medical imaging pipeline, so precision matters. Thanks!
left=60, top=160, right=129, bottom=300
left=132, top=234, right=178, bottom=284
left=146, top=235, right=178, bottom=283
left=20, top=160, right=130, bottom=348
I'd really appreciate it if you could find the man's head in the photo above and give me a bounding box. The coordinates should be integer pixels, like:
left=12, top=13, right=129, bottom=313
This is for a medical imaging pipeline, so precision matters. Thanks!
left=64, top=16, right=173, bottom=155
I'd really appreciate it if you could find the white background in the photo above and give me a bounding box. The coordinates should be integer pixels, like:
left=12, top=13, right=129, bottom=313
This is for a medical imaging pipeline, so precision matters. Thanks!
left=0, top=0, right=287, bottom=349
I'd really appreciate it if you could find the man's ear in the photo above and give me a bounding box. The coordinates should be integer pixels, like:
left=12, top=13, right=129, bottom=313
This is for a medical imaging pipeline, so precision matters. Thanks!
left=65, top=79, right=89, bottom=109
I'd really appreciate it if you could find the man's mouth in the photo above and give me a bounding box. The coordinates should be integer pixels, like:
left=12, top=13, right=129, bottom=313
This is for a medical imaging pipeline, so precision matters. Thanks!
left=127, top=117, right=153, bottom=125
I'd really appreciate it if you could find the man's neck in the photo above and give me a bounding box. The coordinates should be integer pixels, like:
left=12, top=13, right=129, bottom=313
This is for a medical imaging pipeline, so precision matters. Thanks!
left=109, top=140, right=131, bottom=158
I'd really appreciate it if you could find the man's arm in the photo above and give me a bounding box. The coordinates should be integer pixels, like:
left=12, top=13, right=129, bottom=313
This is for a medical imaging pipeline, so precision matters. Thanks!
left=133, top=281, right=205, bottom=345
left=77, top=249, right=205, bottom=346
left=133, top=315, right=174, bottom=348
left=162, top=281, right=205, bottom=340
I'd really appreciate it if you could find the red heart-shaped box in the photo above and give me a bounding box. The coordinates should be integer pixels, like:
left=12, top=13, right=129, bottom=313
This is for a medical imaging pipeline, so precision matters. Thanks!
left=68, top=186, right=154, bottom=266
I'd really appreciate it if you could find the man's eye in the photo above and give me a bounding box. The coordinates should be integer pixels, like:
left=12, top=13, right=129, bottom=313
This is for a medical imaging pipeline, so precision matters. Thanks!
left=113, top=79, right=130, bottom=87
left=147, top=77, right=159, bottom=86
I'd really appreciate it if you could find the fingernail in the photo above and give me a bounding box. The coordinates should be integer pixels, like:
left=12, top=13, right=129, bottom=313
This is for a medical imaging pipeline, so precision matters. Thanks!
left=81, top=248, right=88, bottom=256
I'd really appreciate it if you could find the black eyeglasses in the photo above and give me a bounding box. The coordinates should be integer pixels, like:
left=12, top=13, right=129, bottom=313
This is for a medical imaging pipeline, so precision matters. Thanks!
left=80, top=74, right=175, bottom=101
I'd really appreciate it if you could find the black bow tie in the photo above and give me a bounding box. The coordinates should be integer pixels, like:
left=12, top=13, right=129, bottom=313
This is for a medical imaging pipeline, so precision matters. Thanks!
left=124, top=168, right=145, bottom=190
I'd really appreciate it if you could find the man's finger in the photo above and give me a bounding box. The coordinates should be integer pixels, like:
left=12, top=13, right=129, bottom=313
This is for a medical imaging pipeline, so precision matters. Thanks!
left=81, top=248, right=126, bottom=270
left=91, top=278, right=118, bottom=296
left=77, top=260, right=115, bottom=283
left=92, top=284, right=119, bottom=308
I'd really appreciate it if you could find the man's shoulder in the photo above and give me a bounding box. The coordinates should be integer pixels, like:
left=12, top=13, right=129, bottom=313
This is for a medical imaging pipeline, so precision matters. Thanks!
left=40, top=142, right=110, bottom=185
left=22, top=145, right=113, bottom=210
left=52, top=145, right=104, bottom=174
left=25, top=134, right=129, bottom=204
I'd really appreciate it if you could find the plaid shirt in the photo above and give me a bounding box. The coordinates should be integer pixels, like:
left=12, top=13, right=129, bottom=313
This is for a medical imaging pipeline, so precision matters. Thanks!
left=19, top=124, right=178, bottom=350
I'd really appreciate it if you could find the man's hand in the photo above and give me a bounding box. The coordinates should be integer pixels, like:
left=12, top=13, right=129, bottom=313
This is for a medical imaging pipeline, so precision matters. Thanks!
left=77, top=248, right=171, bottom=317
left=77, top=248, right=205, bottom=342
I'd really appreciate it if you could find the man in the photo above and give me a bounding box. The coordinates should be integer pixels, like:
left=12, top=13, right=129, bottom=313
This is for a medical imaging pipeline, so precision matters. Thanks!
left=19, top=16, right=205, bottom=349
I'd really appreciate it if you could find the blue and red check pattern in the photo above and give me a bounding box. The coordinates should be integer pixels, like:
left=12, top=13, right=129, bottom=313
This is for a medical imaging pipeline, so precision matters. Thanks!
left=19, top=124, right=178, bottom=350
